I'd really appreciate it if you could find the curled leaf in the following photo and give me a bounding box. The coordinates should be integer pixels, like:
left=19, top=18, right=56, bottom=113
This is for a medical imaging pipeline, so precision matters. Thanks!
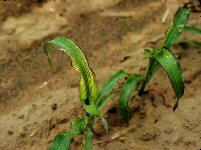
left=44, top=37, right=99, bottom=116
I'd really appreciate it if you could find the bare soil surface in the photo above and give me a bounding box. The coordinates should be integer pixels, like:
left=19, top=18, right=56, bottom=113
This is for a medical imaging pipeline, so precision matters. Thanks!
left=0, top=0, right=201, bottom=150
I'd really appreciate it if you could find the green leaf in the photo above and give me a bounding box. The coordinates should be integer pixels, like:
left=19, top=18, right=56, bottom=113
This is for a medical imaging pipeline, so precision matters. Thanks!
left=177, top=40, right=201, bottom=48
left=98, top=93, right=115, bottom=112
left=118, top=74, right=143, bottom=123
left=152, top=48, right=184, bottom=110
left=82, top=128, right=93, bottom=150
left=71, top=116, right=88, bottom=133
left=164, top=7, right=190, bottom=48
left=183, top=26, right=201, bottom=34
left=101, top=116, right=109, bottom=134
left=96, top=70, right=128, bottom=106
left=144, top=48, right=160, bottom=83
left=48, top=130, right=80, bottom=150
left=49, top=116, right=88, bottom=150
left=44, top=37, right=99, bottom=116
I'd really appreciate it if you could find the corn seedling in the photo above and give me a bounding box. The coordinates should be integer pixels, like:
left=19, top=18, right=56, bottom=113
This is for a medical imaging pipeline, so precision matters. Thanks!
left=118, top=7, right=201, bottom=123
left=44, top=37, right=128, bottom=150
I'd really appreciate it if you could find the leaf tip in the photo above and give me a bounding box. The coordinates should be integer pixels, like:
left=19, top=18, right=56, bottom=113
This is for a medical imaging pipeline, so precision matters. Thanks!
left=173, top=102, right=178, bottom=111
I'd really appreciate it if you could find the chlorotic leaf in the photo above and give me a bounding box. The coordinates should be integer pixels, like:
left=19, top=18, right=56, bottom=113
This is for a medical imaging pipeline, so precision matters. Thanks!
left=96, top=70, right=128, bottom=106
left=49, top=116, right=88, bottom=150
left=101, top=116, right=109, bottom=134
left=82, top=128, right=93, bottom=150
left=70, top=116, right=88, bottom=133
left=164, top=7, right=190, bottom=48
left=98, top=93, right=115, bottom=112
left=152, top=48, right=184, bottom=110
left=44, top=37, right=99, bottom=116
left=118, top=74, right=143, bottom=123
left=183, top=26, right=201, bottom=34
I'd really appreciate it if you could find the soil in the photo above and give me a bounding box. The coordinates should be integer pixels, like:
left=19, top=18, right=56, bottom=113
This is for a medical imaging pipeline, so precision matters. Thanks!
left=0, top=0, right=201, bottom=150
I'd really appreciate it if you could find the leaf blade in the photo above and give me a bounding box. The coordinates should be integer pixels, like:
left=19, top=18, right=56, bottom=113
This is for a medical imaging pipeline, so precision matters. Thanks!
left=48, top=130, right=80, bottom=150
left=44, top=37, right=99, bottom=116
left=48, top=116, right=88, bottom=150
left=178, top=40, right=201, bottom=48
left=152, top=48, right=184, bottom=110
left=118, top=74, right=143, bottom=123
left=101, top=116, right=109, bottom=134
left=183, top=26, right=201, bottom=34
left=164, top=7, right=190, bottom=48
left=98, top=93, right=116, bottom=112
left=96, top=70, right=128, bottom=106
left=82, top=128, right=93, bottom=150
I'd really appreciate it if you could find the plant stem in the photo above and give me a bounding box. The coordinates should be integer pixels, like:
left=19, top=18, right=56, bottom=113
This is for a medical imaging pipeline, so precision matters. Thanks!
left=139, top=59, right=155, bottom=96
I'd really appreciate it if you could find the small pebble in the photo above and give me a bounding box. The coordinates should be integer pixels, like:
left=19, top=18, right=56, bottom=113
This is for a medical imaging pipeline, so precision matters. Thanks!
left=8, top=130, right=13, bottom=135
left=51, top=103, right=57, bottom=111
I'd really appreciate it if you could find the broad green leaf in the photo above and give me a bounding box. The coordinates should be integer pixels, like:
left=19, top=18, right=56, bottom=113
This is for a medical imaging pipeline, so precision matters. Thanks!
left=101, top=116, right=109, bottom=134
left=49, top=116, right=88, bottom=150
left=164, top=7, right=190, bottom=48
left=152, top=48, right=184, bottom=110
left=118, top=74, right=143, bottom=123
left=96, top=70, right=128, bottom=106
left=177, top=40, right=201, bottom=48
left=183, top=26, right=201, bottom=34
left=44, top=37, right=99, bottom=116
left=98, top=93, right=115, bottom=112
left=48, top=130, right=80, bottom=150
left=82, top=128, right=93, bottom=150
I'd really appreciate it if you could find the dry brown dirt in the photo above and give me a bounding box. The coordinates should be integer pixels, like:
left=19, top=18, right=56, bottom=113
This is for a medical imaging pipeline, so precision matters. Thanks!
left=0, top=0, right=201, bottom=150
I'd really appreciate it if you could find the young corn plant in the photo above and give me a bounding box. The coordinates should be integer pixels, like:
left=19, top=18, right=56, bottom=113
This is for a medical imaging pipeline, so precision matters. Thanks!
left=118, top=7, right=201, bottom=123
left=44, top=37, right=128, bottom=150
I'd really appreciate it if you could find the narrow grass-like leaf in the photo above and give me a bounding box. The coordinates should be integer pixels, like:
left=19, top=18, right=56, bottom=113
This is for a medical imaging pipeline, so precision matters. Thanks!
left=164, top=8, right=190, bottom=48
left=101, top=116, right=109, bottom=134
left=44, top=37, right=99, bottom=116
left=183, top=26, right=201, bottom=34
left=96, top=70, right=128, bottom=106
left=98, top=93, right=115, bottom=112
left=49, top=116, right=88, bottom=150
left=178, top=40, right=201, bottom=48
left=152, top=48, right=184, bottom=110
left=139, top=49, right=160, bottom=95
left=118, top=74, right=143, bottom=123
left=82, top=128, right=93, bottom=150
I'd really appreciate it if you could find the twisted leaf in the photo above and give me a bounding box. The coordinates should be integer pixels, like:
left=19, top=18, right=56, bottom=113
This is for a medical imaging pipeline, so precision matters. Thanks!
left=118, top=74, right=143, bottom=123
left=44, top=37, right=99, bottom=116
